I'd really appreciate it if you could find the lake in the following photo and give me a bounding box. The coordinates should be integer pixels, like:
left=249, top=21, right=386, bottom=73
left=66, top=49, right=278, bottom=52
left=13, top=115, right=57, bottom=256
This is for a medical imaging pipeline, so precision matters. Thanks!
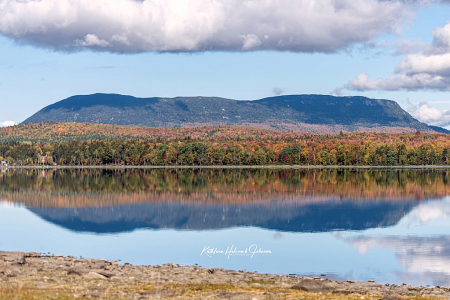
left=1, top=168, right=449, bottom=287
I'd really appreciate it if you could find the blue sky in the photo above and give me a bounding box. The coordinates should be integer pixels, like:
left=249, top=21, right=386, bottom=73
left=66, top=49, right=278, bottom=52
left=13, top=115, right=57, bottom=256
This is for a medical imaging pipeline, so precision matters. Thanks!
left=2, top=0, right=450, bottom=128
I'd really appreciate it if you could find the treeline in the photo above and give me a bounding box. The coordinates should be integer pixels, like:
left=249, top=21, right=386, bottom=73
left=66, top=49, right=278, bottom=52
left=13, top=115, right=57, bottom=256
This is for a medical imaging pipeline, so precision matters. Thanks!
left=1, top=131, right=450, bottom=166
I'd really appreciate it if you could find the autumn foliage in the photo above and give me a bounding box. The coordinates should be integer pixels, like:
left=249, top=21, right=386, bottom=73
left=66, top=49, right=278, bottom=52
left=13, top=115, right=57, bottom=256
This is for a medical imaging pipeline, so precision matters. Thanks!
left=1, top=169, right=448, bottom=208
left=1, top=122, right=450, bottom=166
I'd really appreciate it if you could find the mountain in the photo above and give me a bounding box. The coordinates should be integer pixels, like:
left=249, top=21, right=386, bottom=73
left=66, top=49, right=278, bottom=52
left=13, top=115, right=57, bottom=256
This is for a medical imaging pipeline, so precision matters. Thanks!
left=428, top=125, right=450, bottom=134
left=22, top=93, right=449, bottom=133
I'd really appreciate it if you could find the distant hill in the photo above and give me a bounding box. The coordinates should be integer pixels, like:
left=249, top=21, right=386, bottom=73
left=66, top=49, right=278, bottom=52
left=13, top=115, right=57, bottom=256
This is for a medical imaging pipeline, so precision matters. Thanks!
left=23, top=93, right=449, bottom=134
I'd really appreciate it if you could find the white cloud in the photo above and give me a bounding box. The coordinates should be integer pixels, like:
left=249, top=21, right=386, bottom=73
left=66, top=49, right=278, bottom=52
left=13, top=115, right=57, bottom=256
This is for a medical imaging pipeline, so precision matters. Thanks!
left=342, top=22, right=450, bottom=92
left=0, top=121, right=17, bottom=127
left=0, top=0, right=415, bottom=53
left=241, top=34, right=262, bottom=50
left=407, top=100, right=450, bottom=126
left=75, top=34, right=111, bottom=47
left=396, top=53, right=450, bottom=76
left=345, top=72, right=450, bottom=91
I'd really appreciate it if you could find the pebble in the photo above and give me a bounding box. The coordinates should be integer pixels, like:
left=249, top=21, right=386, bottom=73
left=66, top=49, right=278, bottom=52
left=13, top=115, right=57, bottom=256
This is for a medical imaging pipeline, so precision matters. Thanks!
left=0, top=251, right=449, bottom=299
left=83, top=272, right=108, bottom=280
left=35, top=282, right=47, bottom=289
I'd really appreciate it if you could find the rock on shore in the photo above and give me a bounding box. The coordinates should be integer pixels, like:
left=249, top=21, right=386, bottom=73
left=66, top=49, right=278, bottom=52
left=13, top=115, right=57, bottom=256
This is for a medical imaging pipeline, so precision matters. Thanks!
left=1, top=251, right=449, bottom=299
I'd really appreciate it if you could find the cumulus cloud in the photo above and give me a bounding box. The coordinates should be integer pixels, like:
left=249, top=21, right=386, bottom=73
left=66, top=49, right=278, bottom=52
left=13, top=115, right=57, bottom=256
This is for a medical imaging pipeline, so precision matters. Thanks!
left=0, top=0, right=415, bottom=53
left=0, top=121, right=17, bottom=128
left=407, top=100, right=450, bottom=126
left=342, top=22, right=450, bottom=92
left=344, top=72, right=450, bottom=91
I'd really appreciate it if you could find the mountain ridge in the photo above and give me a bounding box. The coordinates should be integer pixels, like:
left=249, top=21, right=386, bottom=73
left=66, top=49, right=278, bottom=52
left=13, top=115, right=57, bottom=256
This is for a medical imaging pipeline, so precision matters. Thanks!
left=23, top=93, right=449, bottom=134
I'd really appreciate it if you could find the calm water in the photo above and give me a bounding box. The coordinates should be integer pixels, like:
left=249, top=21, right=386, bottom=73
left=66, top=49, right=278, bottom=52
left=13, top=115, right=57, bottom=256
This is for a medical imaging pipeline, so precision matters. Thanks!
left=1, top=168, right=450, bottom=286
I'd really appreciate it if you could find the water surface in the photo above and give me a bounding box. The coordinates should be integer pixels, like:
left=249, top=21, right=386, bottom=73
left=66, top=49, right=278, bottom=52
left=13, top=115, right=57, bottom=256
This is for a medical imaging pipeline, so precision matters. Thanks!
left=1, top=168, right=449, bottom=286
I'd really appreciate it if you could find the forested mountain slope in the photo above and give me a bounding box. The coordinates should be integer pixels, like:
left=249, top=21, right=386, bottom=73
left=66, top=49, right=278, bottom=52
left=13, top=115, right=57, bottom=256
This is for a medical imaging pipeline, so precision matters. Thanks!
left=23, top=94, right=448, bottom=134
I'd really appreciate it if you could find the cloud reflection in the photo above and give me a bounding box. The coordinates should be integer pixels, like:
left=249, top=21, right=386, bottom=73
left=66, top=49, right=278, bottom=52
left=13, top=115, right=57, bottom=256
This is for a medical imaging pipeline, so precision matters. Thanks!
left=406, top=198, right=450, bottom=225
left=343, top=199, right=450, bottom=286
left=0, top=200, right=17, bottom=208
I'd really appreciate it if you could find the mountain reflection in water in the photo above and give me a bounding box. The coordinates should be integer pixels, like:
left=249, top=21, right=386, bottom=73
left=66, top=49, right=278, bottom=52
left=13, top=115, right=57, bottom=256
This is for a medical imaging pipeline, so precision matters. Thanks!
left=27, top=200, right=417, bottom=233
left=0, top=168, right=448, bottom=233
left=1, top=168, right=450, bottom=286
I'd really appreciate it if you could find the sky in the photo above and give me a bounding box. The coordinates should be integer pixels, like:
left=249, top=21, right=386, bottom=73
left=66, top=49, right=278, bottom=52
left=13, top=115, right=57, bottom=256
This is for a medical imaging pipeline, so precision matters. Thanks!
left=2, top=0, right=450, bottom=128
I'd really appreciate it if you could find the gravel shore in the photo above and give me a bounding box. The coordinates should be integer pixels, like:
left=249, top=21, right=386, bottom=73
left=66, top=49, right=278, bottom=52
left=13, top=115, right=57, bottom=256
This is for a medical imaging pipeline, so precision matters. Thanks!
left=1, top=251, right=449, bottom=299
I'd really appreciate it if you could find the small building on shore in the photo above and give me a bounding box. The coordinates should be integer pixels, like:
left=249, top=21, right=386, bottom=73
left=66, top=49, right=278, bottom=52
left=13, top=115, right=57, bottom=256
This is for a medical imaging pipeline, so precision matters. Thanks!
left=0, top=161, right=7, bottom=167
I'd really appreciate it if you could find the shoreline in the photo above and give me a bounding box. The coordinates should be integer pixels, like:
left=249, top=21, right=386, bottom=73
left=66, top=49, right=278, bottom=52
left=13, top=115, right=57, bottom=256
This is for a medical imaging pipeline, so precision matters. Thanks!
left=1, top=251, right=449, bottom=299
left=2, top=164, right=450, bottom=170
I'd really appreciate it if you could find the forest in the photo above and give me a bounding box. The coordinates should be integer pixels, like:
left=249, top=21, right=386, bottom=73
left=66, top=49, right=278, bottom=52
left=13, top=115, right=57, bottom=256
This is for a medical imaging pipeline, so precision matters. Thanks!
left=1, top=122, right=450, bottom=166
